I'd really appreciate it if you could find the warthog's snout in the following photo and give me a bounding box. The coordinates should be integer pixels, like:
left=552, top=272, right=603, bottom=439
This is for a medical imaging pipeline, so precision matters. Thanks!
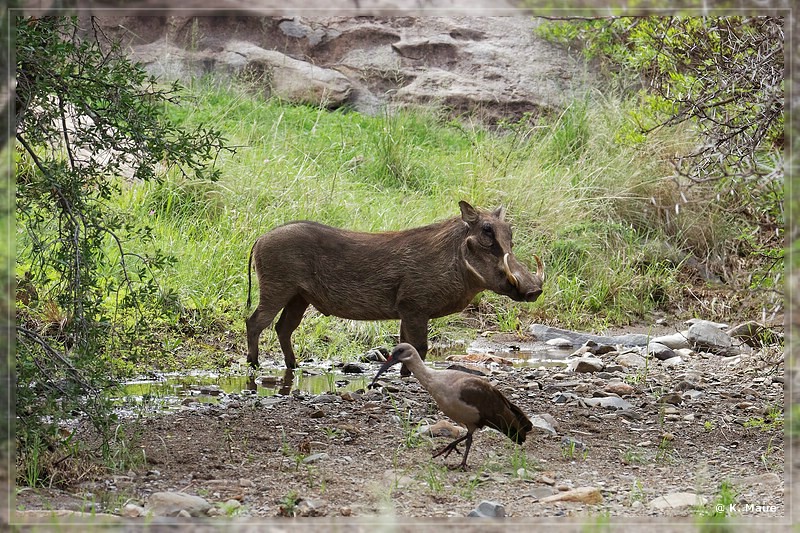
left=525, top=288, right=543, bottom=302
left=503, top=253, right=544, bottom=303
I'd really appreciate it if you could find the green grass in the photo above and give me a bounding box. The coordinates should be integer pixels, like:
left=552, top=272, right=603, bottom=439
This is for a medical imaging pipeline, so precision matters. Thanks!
left=17, top=78, right=763, bottom=372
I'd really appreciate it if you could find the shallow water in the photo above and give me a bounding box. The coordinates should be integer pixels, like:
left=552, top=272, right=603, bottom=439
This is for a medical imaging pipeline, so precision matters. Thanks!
left=114, top=339, right=571, bottom=416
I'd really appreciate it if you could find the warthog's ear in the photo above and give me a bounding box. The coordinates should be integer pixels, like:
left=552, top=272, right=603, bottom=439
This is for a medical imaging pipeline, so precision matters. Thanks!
left=492, top=206, right=506, bottom=221
left=459, top=200, right=479, bottom=225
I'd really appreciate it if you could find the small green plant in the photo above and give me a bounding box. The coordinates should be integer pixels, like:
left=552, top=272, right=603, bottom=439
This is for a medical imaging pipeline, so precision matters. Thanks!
left=561, top=437, right=588, bottom=461
left=21, top=432, right=45, bottom=488
left=629, top=478, right=645, bottom=506
left=421, top=461, right=446, bottom=493
left=621, top=447, right=647, bottom=466
left=278, top=490, right=301, bottom=517
left=696, top=479, right=737, bottom=532
left=510, top=445, right=531, bottom=478
left=655, top=437, right=675, bottom=464
left=218, top=499, right=245, bottom=517
left=743, top=404, right=784, bottom=432
left=704, top=420, right=715, bottom=432
left=460, top=470, right=485, bottom=499
left=388, top=395, right=424, bottom=449
left=495, top=305, right=521, bottom=333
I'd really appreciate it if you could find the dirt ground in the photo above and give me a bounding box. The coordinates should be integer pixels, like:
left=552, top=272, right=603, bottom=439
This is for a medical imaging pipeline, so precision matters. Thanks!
left=12, top=327, right=789, bottom=530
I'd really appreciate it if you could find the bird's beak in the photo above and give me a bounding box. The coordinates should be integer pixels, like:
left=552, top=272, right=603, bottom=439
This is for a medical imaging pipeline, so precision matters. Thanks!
left=368, top=356, right=399, bottom=389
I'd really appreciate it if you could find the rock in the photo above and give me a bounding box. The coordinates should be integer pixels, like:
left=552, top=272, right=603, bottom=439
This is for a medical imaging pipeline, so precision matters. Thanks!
left=341, top=363, right=365, bottom=374
left=582, top=396, right=633, bottom=410
left=418, top=419, right=462, bottom=438
left=468, top=500, right=506, bottom=518
left=687, top=321, right=735, bottom=354
left=650, top=332, right=691, bottom=350
left=647, top=342, right=677, bottom=361
left=110, top=17, right=589, bottom=123
left=567, top=356, right=604, bottom=373
left=297, top=498, right=327, bottom=517
left=145, top=492, right=212, bottom=517
left=530, top=415, right=558, bottom=435
left=310, top=393, right=339, bottom=404
left=615, top=351, right=646, bottom=368
left=686, top=318, right=729, bottom=329
left=546, top=337, right=574, bottom=348
left=362, top=347, right=389, bottom=362
left=560, top=436, right=586, bottom=452
left=661, top=356, right=684, bottom=368
left=604, top=382, right=634, bottom=396
left=302, top=452, right=330, bottom=464
left=122, top=503, right=144, bottom=517
left=531, top=323, right=650, bottom=347
left=727, top=321, right=781, bottom=347
left=658, top=393, right=683, bottom=405
left=540, top=487, right=603, bottom=504
left=446, top=353, right=514, bottom=365
left=648, top=492, right=707, bottom=510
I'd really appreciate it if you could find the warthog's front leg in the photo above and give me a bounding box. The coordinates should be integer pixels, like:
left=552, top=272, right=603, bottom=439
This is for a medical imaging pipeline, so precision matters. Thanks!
left=399, top=317, right=429, bottom=377
left=274, top=294, right=309, bottom=369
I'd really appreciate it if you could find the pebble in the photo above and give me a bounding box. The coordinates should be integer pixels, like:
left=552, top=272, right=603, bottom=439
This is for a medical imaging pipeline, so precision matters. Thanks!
left=540, top=487, right=603, bottom=504
left=468, top=500, right=506, bottom=518
left=546, top=337, right=574, bottom=348
left=648, top=492, right=707, bottom=510
left=145, top=491, right=211, bottom=517
left=604, top=382, right=634, bottom=396
left=647, top=342, right=677, bottom=361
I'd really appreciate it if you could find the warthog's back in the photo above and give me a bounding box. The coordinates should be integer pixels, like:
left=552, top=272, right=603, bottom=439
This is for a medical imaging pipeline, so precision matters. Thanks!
left=251, top=220, right=465, bottom=320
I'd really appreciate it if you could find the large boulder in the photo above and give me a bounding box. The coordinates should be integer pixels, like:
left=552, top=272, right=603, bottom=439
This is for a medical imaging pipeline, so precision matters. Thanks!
left=97, top=15, right=592, bottom=121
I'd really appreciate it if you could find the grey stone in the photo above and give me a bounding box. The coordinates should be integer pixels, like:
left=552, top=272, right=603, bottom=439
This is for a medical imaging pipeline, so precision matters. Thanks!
left=145, top=492, right=212, bottom=517
left=468, top=500, right=506, bottom=518
left=647, top=341, right=677, bottom=361
left=650, top=331, right=691, bottom=350
left=688, top=322, right=738, bottom=355
left=531, top=323, right=650, bottom=347
left=648, top=492, right=707, bottom=510
left=546, top=337, right=574, bottom=348
left=530, top=415, right=558, bottom=435
left=567, top=356, right=604, bottom=373
left=582, top=396, right=633, bottom=410
left=615, top=352, right=646, bottom=368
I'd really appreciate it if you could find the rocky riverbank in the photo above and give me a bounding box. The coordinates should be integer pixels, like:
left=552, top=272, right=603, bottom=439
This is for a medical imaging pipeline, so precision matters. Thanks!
left=15, top=319, right=785, bottom=525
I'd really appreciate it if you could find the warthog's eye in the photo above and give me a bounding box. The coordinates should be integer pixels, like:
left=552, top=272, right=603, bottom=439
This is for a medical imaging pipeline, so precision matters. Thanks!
left=482, top=223, right=494, bottom=237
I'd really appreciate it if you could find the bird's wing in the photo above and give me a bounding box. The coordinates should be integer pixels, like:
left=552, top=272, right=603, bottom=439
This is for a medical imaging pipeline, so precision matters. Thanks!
left=459, top=378, right=533, bottom=444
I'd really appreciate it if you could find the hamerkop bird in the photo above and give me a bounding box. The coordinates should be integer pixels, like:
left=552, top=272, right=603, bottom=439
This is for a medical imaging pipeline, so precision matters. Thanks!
left=370, top=343, right=533, bottom=470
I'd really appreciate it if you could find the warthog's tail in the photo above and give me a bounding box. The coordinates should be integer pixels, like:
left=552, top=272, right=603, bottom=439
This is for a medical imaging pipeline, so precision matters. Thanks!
left=246, top=240, right=256, bottom=310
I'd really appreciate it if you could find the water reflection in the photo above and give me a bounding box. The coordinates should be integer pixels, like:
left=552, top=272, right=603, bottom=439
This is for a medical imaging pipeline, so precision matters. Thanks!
left=247, top=368, right=295, bottom=395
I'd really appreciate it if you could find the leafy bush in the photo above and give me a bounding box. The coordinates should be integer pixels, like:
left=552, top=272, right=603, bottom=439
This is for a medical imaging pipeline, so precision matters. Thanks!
left=14, top=15, right=231, bottom=484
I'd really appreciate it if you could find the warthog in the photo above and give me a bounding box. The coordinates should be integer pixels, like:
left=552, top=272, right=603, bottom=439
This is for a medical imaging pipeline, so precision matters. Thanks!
left=246, top=201, right=544, bottom=372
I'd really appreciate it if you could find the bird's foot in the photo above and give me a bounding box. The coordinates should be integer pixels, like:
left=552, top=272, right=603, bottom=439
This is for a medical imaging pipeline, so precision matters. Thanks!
left=432, top=443, right=461, bottom=459
left=447, top=462, right=468, bottom=471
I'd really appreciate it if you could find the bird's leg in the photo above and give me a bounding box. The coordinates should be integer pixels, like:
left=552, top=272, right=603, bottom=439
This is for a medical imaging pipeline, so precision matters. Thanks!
left=456, top=432, right=475, bottom=470
left=432, top=433, right=468, bottom=460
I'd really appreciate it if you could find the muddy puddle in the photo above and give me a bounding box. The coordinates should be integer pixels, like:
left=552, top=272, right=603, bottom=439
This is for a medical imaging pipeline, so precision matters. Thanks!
left=114, top=339, right=571, bottom=417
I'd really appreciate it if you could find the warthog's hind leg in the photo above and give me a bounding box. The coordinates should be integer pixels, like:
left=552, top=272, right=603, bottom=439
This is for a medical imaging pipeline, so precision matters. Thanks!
left=246, top=303, right=283, bottom=369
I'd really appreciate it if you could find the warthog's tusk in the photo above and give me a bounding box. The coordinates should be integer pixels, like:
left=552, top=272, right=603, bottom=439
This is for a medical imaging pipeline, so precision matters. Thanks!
left=464, top=258, right=488, bottom=286
left=503, top=253, right=519, bottom=288
left=533, top=254, right=544, bottom=282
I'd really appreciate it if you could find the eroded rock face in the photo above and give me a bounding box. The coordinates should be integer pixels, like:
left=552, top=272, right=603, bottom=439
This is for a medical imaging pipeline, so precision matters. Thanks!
left=95, top=15, right=592, bottom=121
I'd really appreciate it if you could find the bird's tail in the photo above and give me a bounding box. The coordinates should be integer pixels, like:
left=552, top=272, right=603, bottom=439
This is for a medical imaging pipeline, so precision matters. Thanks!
left=492, top=399, right=533, bottom=444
